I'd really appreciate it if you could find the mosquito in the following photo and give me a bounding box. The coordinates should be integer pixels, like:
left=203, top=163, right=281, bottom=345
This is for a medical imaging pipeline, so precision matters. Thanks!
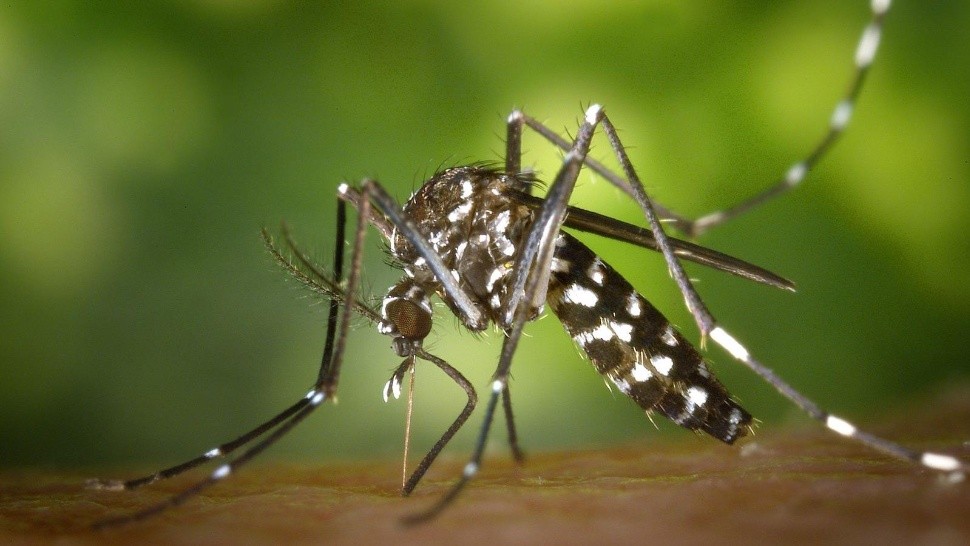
left=89, top=0, right=965, bottom=528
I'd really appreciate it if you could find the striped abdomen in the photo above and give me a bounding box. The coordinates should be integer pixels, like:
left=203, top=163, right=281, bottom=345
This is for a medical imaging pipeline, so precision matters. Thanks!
left=547, top=232, right=751, bottom=444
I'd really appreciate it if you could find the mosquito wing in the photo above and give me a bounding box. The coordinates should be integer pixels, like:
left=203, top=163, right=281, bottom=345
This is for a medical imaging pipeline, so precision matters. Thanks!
left=509, top=190, right=795, bottom=292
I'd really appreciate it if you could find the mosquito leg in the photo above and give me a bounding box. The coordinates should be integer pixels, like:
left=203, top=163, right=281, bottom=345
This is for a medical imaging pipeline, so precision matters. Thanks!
left=598, top=108, right=966, bottom=478
left=501, top=381, right=525, bottom=464
left=402, top=378, right=501, bottom=524
left=706, top=326, right=966, bottom=476
left=504, top=104, right=604, bottom=323
left=405, top=290, right=547, bottom=522
left=405, top=105, right=606, bottom=523
left=517, top=2, right=891, bottom=239
left=86, top=398, right=311, bottom=493
left=515, top=111, right=676, bottom=220
left=501, top=114, right=530, bottom=464
left=92, top=184, right=372, bottom=528
left=318, top=194, right=348, bottom=384
left=600, top=111, right=717, bottom=336
left=359, top=180, right=489, bottom=332
left=401, top=350, right=478, bottom=496
left=88, top=198, right=350, bottom=496
left=506, top=109, right=523, bottom=177
left=681, top=0, right=892, bottom=237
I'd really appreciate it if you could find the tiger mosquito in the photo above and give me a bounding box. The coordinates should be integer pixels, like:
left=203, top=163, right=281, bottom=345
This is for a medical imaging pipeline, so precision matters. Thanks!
left=89, top=0, right=965, bottom=528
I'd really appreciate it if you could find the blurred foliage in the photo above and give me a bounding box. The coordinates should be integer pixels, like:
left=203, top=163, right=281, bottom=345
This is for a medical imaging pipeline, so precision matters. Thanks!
left=1, top=1, right=968, bottom=469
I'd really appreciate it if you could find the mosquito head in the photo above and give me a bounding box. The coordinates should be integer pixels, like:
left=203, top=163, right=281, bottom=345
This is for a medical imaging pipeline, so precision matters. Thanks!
left=386, top=298, right=433, bottom=356
left=379, top=278, right=434, bottom=357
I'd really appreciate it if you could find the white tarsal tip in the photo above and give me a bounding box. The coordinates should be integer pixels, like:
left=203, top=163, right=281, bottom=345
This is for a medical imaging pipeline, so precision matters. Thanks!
left=204, top=448, right=222, bottom=458
left=585, top=104, right=603, bottom=124
left=699, top=211, right=724, bottom=227
left=90, top=479, right=125, bottom=492
left=508, top=110, right=524, bottom=123
left=710, top=327, right=750, bottom=361
left=921, top=452, right=961, bottom=472
left=872, top=0, right=891, bottom=15
left=825, top=415, right=857, bottom=437
left=212, top=464, right=231, bottom=480
left=492, top=379, right=504, bottom=393
left=855, top=24, right=881, bottom=67
left=337, top=183, right=349, bottom=194
left=785, top=162, right=807, bottom=186
left=831, top=100, right=853, bottom=130
left=463, top=462, right=479, bottom=477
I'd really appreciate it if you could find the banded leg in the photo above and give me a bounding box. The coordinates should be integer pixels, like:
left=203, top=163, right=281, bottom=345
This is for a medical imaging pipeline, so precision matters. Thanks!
left=91, top=177, right=499, bottom=526
left=87, top=201, right=352, bottom=496
left=404, top=104, right=607, bottom=523
left=338, top=184, right=528, bottom=471
left=282, top=216, right=486, bottom=498
left=680, top=0, right=893, bottom=237
left=514, top=0, right=893, bottom=238
left=593, top=106, right=967, bottom=477
left=500, top=380, right=526, bottom=464
left=90, top=191, right=372, bottom=528
left=709, top=325, right=966, bottom=475
left=382, top=351, right=478, bottom=496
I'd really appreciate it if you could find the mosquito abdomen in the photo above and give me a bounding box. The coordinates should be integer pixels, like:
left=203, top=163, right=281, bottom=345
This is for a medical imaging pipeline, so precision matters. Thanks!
left=547, top=231, right=752, bottom=444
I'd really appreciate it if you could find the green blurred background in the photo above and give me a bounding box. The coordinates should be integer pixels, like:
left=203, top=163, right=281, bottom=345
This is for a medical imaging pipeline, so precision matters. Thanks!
left=1, top=1, right=968, bottom=471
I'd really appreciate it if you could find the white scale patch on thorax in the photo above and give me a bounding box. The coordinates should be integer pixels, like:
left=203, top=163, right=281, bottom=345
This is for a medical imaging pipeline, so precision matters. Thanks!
left=447, top=200, right=473, bottom=222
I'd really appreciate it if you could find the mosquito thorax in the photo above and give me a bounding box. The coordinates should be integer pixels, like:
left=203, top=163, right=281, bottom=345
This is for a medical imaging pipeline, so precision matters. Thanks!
left=389, top=167, right=537, bottom=331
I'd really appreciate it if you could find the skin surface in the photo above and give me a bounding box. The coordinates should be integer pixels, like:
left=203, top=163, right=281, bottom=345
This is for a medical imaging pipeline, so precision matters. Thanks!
left=2, top=387, right=969, bottom=546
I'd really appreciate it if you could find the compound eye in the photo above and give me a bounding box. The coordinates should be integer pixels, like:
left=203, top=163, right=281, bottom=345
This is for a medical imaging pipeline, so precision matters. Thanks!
left=385, top=299, right=432, bottom=341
